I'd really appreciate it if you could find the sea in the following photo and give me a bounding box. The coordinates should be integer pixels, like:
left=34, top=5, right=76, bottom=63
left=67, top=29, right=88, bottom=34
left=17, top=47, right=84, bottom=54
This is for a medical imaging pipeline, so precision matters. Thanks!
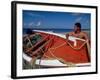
left=23, top=28, right=90, bottom=37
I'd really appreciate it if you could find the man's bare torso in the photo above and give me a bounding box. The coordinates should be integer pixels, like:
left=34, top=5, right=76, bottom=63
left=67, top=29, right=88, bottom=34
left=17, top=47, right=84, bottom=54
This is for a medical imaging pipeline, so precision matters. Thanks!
left=68, top=31, right=88, bottom=40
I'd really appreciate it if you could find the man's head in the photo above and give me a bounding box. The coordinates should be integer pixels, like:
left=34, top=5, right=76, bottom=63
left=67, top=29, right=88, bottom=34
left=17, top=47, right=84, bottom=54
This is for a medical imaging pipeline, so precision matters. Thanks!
left=74, top=22, right=81, bottom=33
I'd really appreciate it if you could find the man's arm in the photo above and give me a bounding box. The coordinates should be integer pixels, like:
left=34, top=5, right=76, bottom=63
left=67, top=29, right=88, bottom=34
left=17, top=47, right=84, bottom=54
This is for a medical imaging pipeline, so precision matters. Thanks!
left=82, top=32, right=89, bottom=40
left=66, top=32, right=73, bottom=42
left=82, top=32, right=91, bottom=46
left=85, top=33, right=89, bottom=40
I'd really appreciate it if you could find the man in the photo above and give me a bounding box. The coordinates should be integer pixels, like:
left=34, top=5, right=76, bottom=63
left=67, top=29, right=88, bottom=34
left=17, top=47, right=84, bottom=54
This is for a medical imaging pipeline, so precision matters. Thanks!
left=66, top=22, right=89, bottom=41
left=66, top=23, right=90, bottom=62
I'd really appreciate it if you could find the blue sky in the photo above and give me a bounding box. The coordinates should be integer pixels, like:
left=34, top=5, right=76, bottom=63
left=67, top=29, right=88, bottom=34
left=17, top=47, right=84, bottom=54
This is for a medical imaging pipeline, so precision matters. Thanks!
left=23, top=10, right=91, bottom=29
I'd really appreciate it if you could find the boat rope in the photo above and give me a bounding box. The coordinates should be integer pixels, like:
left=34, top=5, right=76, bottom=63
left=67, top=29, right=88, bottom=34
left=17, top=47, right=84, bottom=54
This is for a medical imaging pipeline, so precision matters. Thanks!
left=48, top=39, right=90, bottom=67
left=39, top=39, right=89, bottom=67
left=46, top=38, right=88, bottom=51
left=41, top=48, right=57, bottom=60
left=67, top=40, right=88, bottom=50
left=26, top=36, right=33, bottom=47
left=49, top=48, right=76, bottom=67
left=41, top=42, right=76, bottom=67
left=29, top=34, right=90, bottom=68
left=49, top=42, right=66, bottom=50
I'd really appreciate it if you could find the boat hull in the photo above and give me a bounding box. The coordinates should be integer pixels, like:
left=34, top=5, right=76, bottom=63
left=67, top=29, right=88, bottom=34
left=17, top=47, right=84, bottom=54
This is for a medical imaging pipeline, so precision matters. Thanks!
left=35, top=31, right=90, bottom=64
left=23, top=30, right=90, bottom=67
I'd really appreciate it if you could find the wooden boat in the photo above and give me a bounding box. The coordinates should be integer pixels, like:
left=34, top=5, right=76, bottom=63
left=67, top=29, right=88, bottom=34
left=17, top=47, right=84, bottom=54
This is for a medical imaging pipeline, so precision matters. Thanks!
left=23, top=30, right=90, bottom=68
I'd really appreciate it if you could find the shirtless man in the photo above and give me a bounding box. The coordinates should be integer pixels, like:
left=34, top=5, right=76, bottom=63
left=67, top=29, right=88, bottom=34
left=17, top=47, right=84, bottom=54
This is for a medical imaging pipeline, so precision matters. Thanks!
left=66, top=23, right=89, bottom=41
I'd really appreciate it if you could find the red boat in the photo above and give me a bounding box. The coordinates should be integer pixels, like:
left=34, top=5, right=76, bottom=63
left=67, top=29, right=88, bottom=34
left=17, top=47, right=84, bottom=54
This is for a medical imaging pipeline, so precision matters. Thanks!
left=23, top=30, right=90, bottom=68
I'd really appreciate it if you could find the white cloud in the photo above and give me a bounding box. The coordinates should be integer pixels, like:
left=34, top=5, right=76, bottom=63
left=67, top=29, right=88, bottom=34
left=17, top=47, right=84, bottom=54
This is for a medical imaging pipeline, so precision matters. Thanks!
left=75, top=17, right=82, bottom=22
left=28, top=22, right=34, bottom=27
left=26, top=12, right=44, bottom=18
left=36, top=21, right=41, bottom=26
left=24, top=21, right=42, bottom=28
left=23, top=22, right=35, bottom=28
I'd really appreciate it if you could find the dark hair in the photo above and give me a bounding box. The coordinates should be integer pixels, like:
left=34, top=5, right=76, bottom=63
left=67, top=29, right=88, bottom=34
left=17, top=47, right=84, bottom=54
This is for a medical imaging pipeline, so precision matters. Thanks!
left=75, top=23, right=81, bottom=29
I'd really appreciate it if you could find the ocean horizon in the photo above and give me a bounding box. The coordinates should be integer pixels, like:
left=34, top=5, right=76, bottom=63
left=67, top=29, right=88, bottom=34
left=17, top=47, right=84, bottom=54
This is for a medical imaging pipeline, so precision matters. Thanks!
left=23, top=28, right=90, bottom=34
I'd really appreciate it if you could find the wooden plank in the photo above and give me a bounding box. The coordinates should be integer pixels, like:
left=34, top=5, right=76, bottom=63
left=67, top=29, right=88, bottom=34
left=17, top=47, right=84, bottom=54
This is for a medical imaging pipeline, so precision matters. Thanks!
left=31, top=38, right=54, bottom=56
left=25, top=35, right=49, bottom=53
